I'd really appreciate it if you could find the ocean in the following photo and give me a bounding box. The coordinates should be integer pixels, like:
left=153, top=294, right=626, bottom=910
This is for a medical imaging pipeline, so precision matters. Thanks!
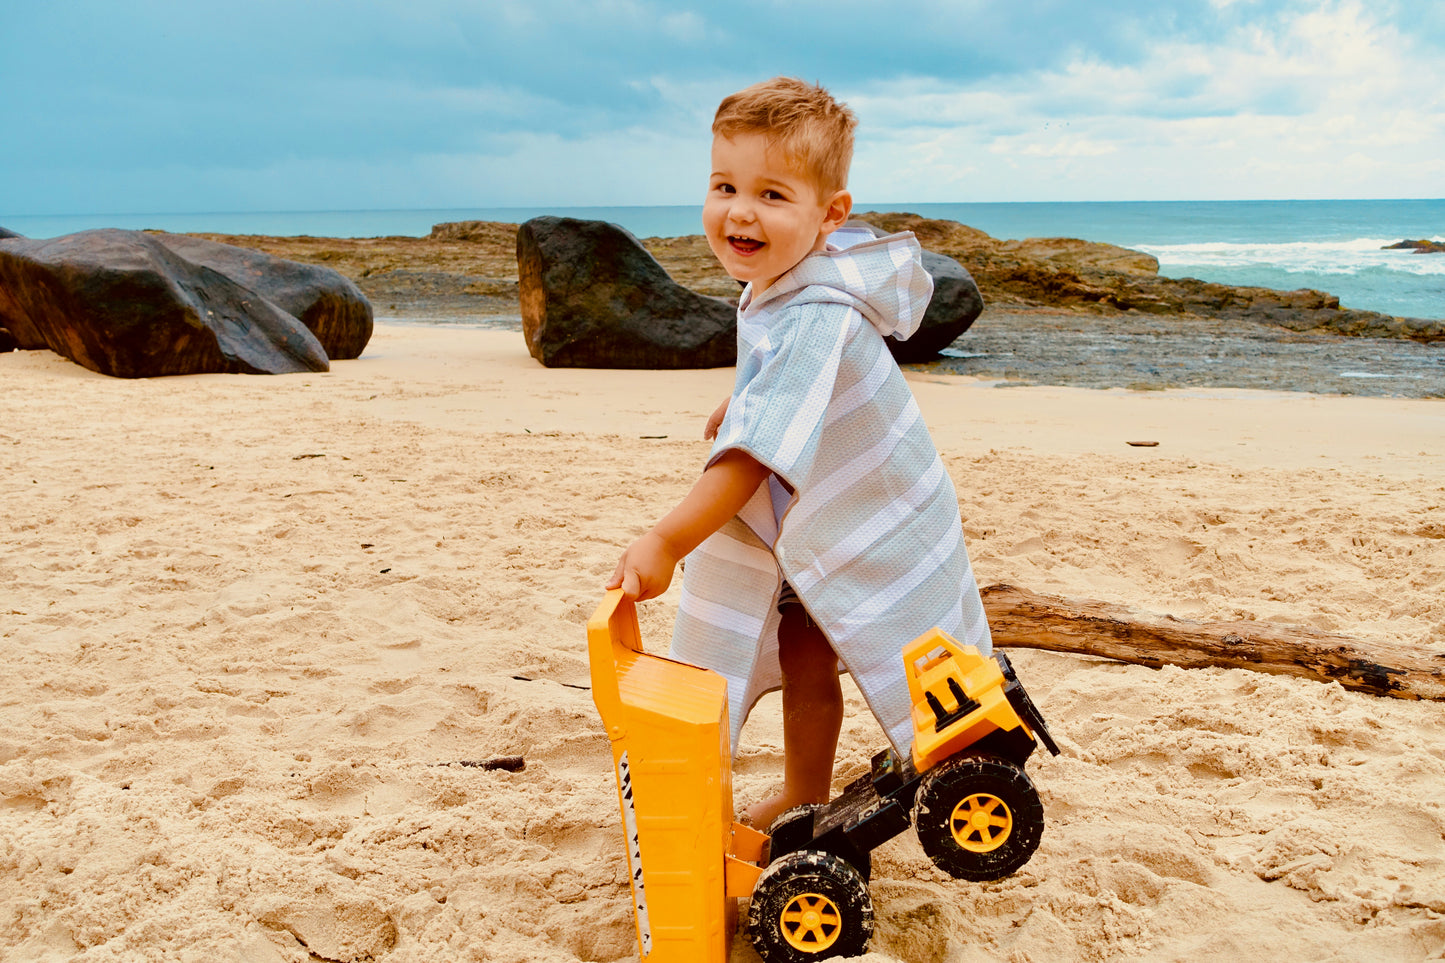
left=6, top=199, right=1442, bottom=321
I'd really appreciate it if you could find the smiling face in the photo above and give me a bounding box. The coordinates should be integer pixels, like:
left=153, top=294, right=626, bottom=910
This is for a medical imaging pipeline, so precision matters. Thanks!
left=702, top=132, right=851, bottom=295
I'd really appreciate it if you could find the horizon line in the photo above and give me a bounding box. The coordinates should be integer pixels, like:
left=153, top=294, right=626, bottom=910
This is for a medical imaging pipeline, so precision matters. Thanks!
left=6, top=197, right=1444, bottom=221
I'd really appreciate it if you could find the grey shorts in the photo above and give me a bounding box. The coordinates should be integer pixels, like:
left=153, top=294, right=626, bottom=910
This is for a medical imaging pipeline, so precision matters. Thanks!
left=776, top=581, right=818, bottom=629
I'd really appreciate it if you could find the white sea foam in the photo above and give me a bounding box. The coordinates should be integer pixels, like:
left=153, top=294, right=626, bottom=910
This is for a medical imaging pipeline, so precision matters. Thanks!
left=1134, top=237, right=1445, bottom=276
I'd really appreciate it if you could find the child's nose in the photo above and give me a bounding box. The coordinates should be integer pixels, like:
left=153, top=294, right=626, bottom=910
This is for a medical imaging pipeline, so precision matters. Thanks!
left=728, top=197, right=757, bottom=224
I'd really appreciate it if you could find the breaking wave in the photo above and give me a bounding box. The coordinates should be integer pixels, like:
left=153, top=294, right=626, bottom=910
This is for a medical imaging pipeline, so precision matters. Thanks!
left=1136, top=237, right=1445, bottom=277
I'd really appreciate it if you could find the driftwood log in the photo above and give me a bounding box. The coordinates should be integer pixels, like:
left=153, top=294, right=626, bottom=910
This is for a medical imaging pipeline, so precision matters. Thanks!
left=982, top=584, right=1445, bottom=701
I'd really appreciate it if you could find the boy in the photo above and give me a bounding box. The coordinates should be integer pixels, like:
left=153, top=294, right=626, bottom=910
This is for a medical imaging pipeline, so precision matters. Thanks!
left=608, top=77, right=991, bottom=830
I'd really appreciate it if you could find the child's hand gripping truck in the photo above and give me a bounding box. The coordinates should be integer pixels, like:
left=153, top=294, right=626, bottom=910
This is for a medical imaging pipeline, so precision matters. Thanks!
left=588, top=589, right=1059, bottom=962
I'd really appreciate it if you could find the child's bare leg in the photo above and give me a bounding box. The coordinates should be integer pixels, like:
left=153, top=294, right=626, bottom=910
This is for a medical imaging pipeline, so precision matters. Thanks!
left=744, top=607, right=843, bottom=830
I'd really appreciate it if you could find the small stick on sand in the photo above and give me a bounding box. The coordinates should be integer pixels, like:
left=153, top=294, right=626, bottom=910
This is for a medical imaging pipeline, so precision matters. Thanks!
left=437, top=756, right=527, bottom=772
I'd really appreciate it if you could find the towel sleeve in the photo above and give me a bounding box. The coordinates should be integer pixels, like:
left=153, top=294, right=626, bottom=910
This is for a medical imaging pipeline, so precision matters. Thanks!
left=707, top=299, right=857, bottom=491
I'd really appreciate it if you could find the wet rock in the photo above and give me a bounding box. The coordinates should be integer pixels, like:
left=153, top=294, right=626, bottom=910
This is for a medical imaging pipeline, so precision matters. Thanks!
left=930, top=308, right=1445, bottom=398
left=0, top=229, right=332, bottom=377
left=1383, top=239, right=1445, bottom=254
left=151, top=232, right=372, bottom=359
left=517, top=216, right=736, bottom=368
left=0, top=227, right=22, bottom=240
left=845, top=219, right=985, bottom=362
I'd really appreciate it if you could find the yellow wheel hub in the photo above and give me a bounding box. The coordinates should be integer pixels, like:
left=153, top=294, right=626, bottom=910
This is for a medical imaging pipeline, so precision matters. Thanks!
left=949, top=792, right=1012, bottom=853
left=779, top=892, right=842, bottom=953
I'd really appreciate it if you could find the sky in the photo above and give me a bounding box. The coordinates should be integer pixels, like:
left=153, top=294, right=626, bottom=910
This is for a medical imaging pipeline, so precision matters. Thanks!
left=3, top=0, right=1443, bottom=216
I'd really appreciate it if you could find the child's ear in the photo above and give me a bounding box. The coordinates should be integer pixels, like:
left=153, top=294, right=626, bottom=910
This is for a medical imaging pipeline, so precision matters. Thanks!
left=821, top=189, right=853, bottom=234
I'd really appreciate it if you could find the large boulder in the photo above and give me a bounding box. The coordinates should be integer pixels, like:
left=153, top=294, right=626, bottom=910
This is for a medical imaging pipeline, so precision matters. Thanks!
left=843, top=220, right=985, bottom=362
left=151, top=233, right=373, bottom=359
left=516, top=216, right=986, bottom=368
left=0, top=229, right=333, bottom=377
left=0, top=226, right=23, bottom=240
left=517, top=217, right=736, bottom=368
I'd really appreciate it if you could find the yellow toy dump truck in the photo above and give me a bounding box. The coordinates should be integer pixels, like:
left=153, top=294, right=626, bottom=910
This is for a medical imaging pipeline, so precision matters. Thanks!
left=588, top=589, right=1058, bottom=962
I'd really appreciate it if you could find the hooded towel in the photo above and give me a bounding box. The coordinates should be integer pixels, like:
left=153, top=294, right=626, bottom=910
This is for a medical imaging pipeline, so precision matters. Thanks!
left=668, top=228, right=992, bottom=757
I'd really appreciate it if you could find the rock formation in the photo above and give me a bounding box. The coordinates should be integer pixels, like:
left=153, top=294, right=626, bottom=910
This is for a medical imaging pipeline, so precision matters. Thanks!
left=155, top=213, right=1445, bottom=348
left=427, top=220, right=520, bottom=245
left=853, top=212, right=1445, bottom=344
left=844, top=220, right=984, bottom=363
left=0, top=227, right=15, bottom=352
left=0, top=229, right=371, bottom=377
left=1383, top=239, right=1445, bottom=254
left=517, top=217, right=736, bottom=368
left=515, top=216, right=987, bottom=368
left=150, top=233, right=372, bottom=359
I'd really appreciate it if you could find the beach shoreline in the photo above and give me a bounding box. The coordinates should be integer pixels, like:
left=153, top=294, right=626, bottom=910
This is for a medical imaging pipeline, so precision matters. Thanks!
left=173, top=219, right=1445, bottom=399
left=2, top=322, right=1443, bottom=961
left=373, top=305, right=1445, bottom=400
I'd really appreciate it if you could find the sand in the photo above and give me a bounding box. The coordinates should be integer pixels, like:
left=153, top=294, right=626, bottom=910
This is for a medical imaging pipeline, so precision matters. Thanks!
left=2, top=322, right=1443, bottom=962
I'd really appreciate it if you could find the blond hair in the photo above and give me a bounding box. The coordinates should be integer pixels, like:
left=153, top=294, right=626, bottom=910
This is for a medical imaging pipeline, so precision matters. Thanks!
left=712, top=77, right=856, bottom=197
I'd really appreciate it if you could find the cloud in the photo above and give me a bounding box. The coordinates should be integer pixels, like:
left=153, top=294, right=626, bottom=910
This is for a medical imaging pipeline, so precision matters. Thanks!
left=1, top=0, right=1441, bottom=213
left=843, top=0, right=1445, bottom=201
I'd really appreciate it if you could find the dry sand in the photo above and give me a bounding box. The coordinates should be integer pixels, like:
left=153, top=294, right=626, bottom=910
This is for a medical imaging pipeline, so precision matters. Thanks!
left=2, top=322, right=1443, bottom=962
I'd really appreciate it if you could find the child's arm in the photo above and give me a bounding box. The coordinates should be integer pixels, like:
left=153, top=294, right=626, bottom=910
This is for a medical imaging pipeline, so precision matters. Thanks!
left=607, top=448, right=769, bottom=601
left=703, top=396, right=730, bottom=440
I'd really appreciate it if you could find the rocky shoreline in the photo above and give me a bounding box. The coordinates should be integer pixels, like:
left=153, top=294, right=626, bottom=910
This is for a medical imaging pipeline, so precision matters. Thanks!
left=184, top=215, right=1445, bottom=398
left=923, top=307, right=1443, bottom=397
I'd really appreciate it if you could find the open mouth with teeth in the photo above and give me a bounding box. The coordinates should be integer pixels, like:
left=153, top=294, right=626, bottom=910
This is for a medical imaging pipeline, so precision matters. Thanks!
left=728, top=235, right=764, bottom=254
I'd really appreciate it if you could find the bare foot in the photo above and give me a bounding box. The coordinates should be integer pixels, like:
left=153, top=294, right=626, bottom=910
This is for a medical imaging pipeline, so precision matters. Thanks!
left=743, top=790, right=816, bottom=832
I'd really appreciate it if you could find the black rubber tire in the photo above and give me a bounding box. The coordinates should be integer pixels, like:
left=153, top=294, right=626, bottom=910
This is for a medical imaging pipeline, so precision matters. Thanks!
left=767, top=804, right=823, bottom=847
left=747, top=849, right=874, bottom=962
left=767, top=804, right=872, bottom=883
left=912, top=753, right=1044, bottom=881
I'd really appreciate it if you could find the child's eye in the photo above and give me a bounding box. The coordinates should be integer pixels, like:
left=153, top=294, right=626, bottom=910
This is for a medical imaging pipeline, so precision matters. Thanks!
left=715, top=182, right=736, bottom=195
left=763, top=189, right=786, bottom=201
